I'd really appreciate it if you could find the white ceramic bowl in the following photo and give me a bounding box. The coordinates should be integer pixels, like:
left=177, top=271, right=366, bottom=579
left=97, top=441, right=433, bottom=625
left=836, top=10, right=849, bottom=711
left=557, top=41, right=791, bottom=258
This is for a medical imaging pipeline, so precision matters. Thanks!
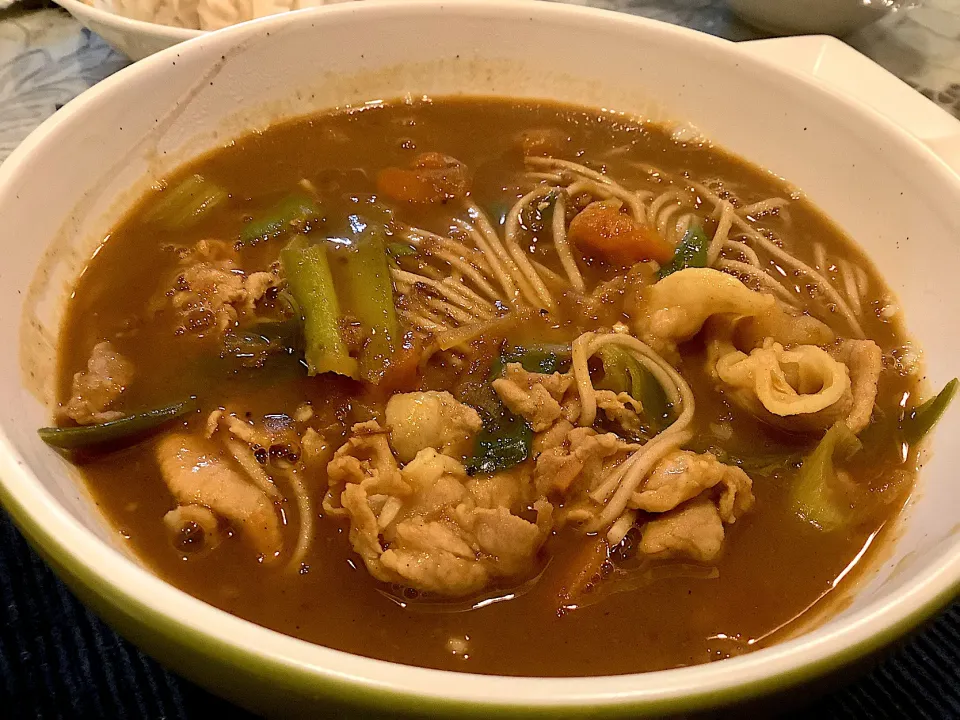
left=728, top=0, right=892, bottom=37
left=1, top=2, right=959, bottom=716
left=57, top=0, right=201, bottom=60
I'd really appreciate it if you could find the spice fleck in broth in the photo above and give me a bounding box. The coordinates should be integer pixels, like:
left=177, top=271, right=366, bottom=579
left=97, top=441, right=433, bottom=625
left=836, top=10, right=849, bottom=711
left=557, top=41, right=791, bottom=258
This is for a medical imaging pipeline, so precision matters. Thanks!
left=44, top=99, right=954, bottom=676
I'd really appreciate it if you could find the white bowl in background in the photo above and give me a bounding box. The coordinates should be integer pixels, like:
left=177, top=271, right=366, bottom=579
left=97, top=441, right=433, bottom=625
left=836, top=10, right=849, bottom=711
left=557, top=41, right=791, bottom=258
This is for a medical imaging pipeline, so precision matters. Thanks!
left=57, top=0, right=201, bottom=60
left=729, top=0, right=893, bottom=37
left=1, top=2, right=959, bottom=716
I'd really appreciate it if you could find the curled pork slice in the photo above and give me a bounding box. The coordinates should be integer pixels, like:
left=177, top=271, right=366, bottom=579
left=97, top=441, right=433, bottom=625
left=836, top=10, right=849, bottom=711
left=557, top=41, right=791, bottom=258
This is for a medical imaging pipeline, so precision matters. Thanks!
left=594, top=390, right=644, bottom=434
left=467, top=465, right=536, bottom=511
left=631, top=450, right=754, bottom=521
left=833, top=339, right=883, bottom=434
left=635, top=268, right=775, bottom=352
left=62, top=341, right=133, bottom=425
left=171, top=256, right=281, bottom=334
left=534, top=423, right=626, bottom=497
left=163, top=504, right=224, bottom=554
left=328, top=424, right=552, bottom=597
left=736, top=302, right=836, bottom=349
left=493, top=363, right=573, bottom=432
left=326, top=420, right=408, bottom=506
left=156, top=433, right=282, bottom=560
left=385, top=391, right=482, bottom=463
left=633, top=451, right=754, bottom=564
left=714, top=337, right=881, bottom=434
left=639, top=497, right=726, bottom=563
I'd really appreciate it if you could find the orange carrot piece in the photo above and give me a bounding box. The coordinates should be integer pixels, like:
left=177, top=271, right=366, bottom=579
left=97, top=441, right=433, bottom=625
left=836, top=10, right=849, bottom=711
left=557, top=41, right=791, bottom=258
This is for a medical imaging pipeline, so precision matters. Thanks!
left=568, top=200, right=674, bottom=265
left=556, top=535, right=611, bottom=613
left=376, top=152, right=470, bottom=204
left=376, top=167, right=437, bottom=204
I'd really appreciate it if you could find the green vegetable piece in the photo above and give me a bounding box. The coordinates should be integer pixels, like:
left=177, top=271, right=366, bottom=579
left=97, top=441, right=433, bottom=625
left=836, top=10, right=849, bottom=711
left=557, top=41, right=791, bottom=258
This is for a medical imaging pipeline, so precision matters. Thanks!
left=658, top=224, right=709, bottom=279
left=597, top=345, right=672, bottom=431
left=467, top=410, right=533, bottom=475
left=790, top=422, right=862, bottom=532
left=38, top=398, right=198, bottom=451
left=465, top=344, right=566, bottom=475
left=902, top=378, right=958, bottom=445
left=518, top=191, right=559, bottom=232
left=223, top=317, right=303, bottom=365
left=240, top=192, right=321, bottom=245
left=340, top=212, right=401, bottom=383
left=492, top=344, right=569, bottom=379
left=144, top=174, right=228, bottom=229
left=734, top=451, right=801, bottom=477
left=680, top=438, right=800, bottom=477
left=386, top=241, right=417, bottom=258
left=280, top=236, right=359, bottom=378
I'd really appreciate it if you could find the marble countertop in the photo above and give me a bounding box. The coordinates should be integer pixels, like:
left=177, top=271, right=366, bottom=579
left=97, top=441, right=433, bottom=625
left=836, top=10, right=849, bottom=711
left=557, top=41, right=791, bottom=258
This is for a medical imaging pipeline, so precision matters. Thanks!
left=0, top=0, right=959, bottom=163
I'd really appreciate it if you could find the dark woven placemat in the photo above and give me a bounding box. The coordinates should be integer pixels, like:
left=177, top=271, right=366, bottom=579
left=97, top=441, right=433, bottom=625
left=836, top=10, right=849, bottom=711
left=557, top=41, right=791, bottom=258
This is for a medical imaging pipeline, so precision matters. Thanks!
left=1, top=510, right=957, bottom=719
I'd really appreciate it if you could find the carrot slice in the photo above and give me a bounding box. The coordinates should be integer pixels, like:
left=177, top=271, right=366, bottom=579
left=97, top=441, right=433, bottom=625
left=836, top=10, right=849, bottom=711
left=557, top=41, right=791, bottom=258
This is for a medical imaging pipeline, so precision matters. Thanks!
left=375, top=167, right=437, bottom=204
left=568, top=200, right=674, bottom=265
left=556, top=535, right=611, bottom=613
left=376, top=152, right=470, bottom=204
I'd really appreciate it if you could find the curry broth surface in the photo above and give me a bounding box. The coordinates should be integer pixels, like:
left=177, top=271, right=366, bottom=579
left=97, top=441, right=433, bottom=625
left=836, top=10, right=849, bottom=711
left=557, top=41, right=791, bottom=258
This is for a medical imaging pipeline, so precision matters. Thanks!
left=58, top=99, right=917, bottom=676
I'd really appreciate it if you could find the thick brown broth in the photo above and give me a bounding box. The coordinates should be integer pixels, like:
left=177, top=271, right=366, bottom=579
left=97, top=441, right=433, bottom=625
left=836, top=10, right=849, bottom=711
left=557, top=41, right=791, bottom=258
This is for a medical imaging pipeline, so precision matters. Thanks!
left=57, top=98, right=919, bottom=676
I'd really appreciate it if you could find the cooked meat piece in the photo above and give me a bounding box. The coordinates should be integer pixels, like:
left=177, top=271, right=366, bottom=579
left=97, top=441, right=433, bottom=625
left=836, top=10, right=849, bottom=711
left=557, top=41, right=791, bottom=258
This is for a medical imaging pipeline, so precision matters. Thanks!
left=380, top=519, right=488, bottom=597
left=327, top=421, right=408, bottom=500
left=633, top=452, right=754, bottom=563
left=156, top=433, right=282, bottom=560
left=713, top=337, right=882, bottom=435
left=62, top=341, right=133, bottom=425
left=401, top=449, right=470, bottom=515
left=631, top=450, right=754, bottom=520
left=594, top=389, right=644, bottom=434
left=635, top=268, right=775, bottom=353
left=173, top=261, right=246, bottom=332
left=460, top=505, right=547, bottom=575
left=162, top=504, right=223, bottom=554
left=243, top=272, right=280, bottom=311
left=639, top=496, right=725, bottom=563
left=534, top=424, right=625, bottom=496
left=532, top=418, right=574, bottom=455
left=735, top=302, right=836, bottom=349
left=466, top=464, right=535, bottom=510
left=329, top=425, right=552, bottom=597
left=385, top=390, right=482, bottom=463
left=171, top=258, right=280, bottom=334
left=341, top=483, right=386, bottom=567
left=833, top=339, right=883, bottom=434
left=535, top=449, right=584, bottom=497
left=493, top=363, right=573, bottom=432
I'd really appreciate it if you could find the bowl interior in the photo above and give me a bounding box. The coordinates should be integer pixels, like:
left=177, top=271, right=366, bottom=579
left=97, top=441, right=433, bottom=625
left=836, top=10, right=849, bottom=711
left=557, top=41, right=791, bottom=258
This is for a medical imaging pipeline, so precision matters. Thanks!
left=1, top=1, right=959, bottom=709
